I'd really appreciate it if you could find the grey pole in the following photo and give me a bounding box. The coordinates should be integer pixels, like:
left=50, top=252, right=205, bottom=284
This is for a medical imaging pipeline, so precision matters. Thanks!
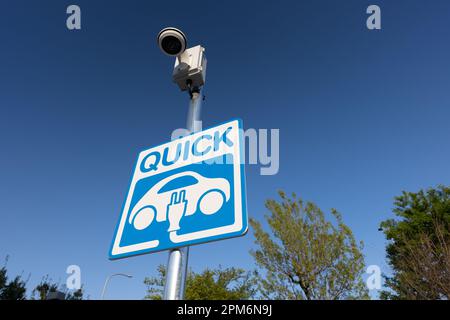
left=101, top=273, right=133, bottom=300
left=163, top=89, right=202, bottom=300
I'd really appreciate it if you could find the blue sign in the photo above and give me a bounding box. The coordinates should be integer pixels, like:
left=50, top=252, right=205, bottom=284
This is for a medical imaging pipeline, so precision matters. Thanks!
left=109, top=119, right=248, bottom=259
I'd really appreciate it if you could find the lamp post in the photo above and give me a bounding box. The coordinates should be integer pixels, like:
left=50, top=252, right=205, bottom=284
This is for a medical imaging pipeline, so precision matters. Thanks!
left=101, top=273, right=133, bottom=300
left=157, top=27, right=207, bottom=300
left=163, top=89, right=202, bottom=300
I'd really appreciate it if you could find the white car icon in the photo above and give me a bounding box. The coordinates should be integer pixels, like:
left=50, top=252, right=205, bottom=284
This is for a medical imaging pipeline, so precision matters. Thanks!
left=129, top=171, right=230, bottom=230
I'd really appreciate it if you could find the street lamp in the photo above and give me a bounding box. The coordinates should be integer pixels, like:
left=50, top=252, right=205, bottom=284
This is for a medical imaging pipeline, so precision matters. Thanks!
left=101, top=273, right=133, bottom=300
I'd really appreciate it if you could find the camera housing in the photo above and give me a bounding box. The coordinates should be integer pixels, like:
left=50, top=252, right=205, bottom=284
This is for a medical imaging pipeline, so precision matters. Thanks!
left=172, top=45, right=207, bottom=91
left=157, top=27, right=207, bottom=92
left=157, top=27, right=187, bottom=56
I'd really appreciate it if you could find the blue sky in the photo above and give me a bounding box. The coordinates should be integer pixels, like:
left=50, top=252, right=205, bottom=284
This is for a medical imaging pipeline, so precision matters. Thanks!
left=1, top=0, right=450, bottom=299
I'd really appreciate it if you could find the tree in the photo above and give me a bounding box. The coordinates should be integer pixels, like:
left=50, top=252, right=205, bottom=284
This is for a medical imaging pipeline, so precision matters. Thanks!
left=250, top=191, right=368, bottom=300
left=0, top=266, right=6, bottom=292
left=0, top=275, right=27, bottom=300
left=65, top=287, right=84, bottom=300
left=380, top=186, right=450, bottom=300
left=0, top=256, right=84, bottom=300
left=144, top=265, right=257, bottom=300
left=31, top=276, right=59, bottom=300
left=0, top=257, right=27, bottom=300
left=31, top=276, right=84, bottom=300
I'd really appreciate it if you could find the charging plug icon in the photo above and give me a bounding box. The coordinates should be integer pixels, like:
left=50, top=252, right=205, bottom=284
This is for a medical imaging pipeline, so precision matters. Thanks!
left=167, top=190, right=187, bottom=232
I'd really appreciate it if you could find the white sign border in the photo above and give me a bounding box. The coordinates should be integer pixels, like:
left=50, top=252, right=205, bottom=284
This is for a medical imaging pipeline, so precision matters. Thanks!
left=109, top=119, right=247, bottom=260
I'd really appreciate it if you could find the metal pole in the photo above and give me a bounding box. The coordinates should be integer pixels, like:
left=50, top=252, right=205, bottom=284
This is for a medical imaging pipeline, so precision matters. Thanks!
left=163, top=89, right=202, bottom=300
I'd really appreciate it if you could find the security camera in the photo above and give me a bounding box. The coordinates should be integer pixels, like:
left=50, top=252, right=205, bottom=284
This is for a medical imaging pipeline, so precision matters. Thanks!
left=157, top=27, right=207, bottom=92
left=157, top=27, right=187, bottom=56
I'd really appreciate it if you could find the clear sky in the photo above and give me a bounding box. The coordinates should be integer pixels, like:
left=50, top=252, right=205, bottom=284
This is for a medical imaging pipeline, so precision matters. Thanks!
left=1, top=0, right=450, bottom=299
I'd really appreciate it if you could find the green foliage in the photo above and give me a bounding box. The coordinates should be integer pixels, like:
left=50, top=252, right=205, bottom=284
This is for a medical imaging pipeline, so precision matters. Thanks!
left=0, top=266, right=6, bottom=291
left=31, top=276, right=59, bottom=300
left=144, top=265, right=257, bottom=300
left=250, top=191, right=368, bottom=300
left=0, top=274, right=27, bottom=300
left=65, top=287, right=84, bottom=300
left=380, top=185, right=450, bottom=300
left=144, top=265, right=166, bottom=300
left=0, top=257, right=27, bottom=300
left=0, top=258, right=86, bottom=300
left=31, top=276, right=84, bottom=300
left=184, top=267, right=257, bottom=300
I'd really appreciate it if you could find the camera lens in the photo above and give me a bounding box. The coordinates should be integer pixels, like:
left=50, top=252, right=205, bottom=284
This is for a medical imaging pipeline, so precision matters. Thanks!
left=161, top=36, right=182, bottom=55
left=157, top=28, right=187, bottom=56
